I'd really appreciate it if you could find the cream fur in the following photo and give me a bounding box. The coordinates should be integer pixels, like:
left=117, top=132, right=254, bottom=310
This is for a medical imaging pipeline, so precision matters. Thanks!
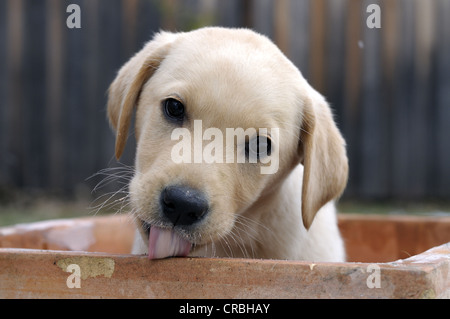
left=107, top=27, right=348, bottom=262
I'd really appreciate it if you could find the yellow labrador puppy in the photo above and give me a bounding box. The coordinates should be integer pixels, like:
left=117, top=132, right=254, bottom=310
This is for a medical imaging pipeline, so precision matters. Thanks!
left=107, top=27, right=348, bottom=261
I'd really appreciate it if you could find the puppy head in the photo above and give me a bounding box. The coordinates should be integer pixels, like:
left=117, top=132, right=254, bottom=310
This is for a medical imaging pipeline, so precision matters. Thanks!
left=107, top=27, right=348, bottom=258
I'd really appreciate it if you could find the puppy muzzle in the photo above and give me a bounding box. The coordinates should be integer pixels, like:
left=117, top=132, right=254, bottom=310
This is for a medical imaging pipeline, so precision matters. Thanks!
left=143, top=185, right=209, bottom=259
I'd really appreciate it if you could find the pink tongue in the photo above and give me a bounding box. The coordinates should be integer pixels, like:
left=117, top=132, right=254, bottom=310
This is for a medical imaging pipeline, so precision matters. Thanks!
left=148, top=226, right=191, bottom=259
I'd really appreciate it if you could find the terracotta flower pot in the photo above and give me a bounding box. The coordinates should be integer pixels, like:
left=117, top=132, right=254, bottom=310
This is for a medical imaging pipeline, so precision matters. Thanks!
left=0, top=214, right=449, bottom=298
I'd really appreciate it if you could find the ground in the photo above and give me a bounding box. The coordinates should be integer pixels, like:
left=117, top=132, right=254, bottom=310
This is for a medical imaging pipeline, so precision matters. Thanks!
left=0, top=193, right=450, bottom=227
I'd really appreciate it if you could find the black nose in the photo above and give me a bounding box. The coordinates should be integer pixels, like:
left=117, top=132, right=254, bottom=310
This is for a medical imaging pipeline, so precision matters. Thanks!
left=160, top=186, right=209, bottom=226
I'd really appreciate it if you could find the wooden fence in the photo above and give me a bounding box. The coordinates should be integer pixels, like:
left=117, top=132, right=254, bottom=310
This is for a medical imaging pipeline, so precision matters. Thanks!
left=0, top=0, right=449, bottom=200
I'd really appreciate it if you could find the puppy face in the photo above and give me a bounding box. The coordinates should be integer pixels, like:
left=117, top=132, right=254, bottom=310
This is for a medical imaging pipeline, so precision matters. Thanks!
left=107, top=27, right=348, bottom=259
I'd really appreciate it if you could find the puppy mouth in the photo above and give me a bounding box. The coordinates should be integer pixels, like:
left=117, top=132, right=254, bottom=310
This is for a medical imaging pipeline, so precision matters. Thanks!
left=141, top=221, right=192, bottom=260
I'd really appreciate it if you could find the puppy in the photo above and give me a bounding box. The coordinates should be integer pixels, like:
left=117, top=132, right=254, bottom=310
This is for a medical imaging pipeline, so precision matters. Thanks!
left=107, top=27, right=348, bottom=261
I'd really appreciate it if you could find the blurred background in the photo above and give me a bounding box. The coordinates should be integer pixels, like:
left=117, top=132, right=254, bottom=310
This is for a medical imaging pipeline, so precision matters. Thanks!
left=0, top=0, right=449, bottom=225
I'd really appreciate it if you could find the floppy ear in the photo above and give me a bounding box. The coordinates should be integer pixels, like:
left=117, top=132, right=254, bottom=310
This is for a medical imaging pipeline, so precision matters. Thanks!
left=299, top=90, right=349, bottom=230
left=107, top=32, right=176, bottom=159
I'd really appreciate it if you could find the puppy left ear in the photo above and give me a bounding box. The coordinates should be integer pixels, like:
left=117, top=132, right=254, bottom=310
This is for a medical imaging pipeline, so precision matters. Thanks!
left=107, top=32, right=176, bottom=159
left=299, top=89, right=349, bottom=230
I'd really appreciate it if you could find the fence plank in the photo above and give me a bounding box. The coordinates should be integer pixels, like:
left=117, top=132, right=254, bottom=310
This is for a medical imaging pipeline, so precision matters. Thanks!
left=4, top=0, right=25, bottom=189
left=82, top=0, right=102, bottom=193
left=390, top=0, right=414, bottom=199
left=342, top=0, right=364, bottom=197
left=325, top=0, right=346, bottom=111
left=310, top=0, right=326, bottom=94
left=0, top=0, right=7, bottom=187
left=381, top=0, right=398, bottom=197
left=288, top=0, right=310, bottom=78
left=411, top=0, right=435, bottom=197
left=360, top=0, right=387, bottom=197
left=251, top=0, right=274, bottom=39
left=45, top=0, right=65, bottom=191
left=435, top=0, right=450, bottom=197
left=274, top=0, right=290, bottom=56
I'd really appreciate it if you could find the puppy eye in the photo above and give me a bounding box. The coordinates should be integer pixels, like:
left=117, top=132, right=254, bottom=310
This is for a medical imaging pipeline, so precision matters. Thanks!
left=245, top=135, right=272, bottom=160
left=163, top=98, right=185, bottom=122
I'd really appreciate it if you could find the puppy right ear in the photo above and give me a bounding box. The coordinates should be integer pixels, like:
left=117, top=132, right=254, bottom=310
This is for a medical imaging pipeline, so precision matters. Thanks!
left=299, top=89, right=348, bottom=230
left=107, top=32, right=176, bottom=159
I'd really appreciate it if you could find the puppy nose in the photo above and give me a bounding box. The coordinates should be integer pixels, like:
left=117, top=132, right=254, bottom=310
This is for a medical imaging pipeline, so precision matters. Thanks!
left=160, top=186, right=209, bottom=226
